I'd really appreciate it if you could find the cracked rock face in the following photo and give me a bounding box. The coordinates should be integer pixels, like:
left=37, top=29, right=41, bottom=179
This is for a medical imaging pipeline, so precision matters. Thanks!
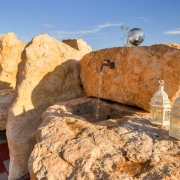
left=79, top=44, right=180, bottom=111
left=29, top=97, right=180, bottom=180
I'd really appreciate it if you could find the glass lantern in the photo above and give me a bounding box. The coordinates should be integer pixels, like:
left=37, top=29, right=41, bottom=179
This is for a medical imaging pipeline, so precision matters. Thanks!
left=169, top=92, right=180, bottom=140
left=149, top=80, right=171, bottom=126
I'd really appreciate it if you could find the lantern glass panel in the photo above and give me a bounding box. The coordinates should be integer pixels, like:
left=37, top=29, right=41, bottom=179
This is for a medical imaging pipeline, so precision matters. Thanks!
left=170, top=117, right=180, bottom=137
left=150, top=107, right=154, bottom=119
left=164, top=110, right=170, bottom=121
left=154, top=109, right=162, bottom=122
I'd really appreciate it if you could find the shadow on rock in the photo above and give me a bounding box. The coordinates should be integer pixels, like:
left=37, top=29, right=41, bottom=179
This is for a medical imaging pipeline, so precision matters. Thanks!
left=31, top=59, right=84, bottom=108
left=7, top=59, right=84, bottom=180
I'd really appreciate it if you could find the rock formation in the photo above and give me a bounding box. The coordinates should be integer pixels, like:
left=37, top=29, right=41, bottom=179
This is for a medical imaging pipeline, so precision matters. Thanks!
left=79, top=44, right=180, bottom=111
left=0, top=89, right=14, bottom=130
left=29, top=97, right=180, bottom=180
left=0, top=32, right=25, bottom=89
left=6, top=34, right=91, bottom=180
left=62, top=38, right=92, bottom=57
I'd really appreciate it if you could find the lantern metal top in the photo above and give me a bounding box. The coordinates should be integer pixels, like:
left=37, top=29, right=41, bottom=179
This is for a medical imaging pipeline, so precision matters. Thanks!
left=150, top=80, right=171, bottom=108
left=127, top=28, right=145, bottom=46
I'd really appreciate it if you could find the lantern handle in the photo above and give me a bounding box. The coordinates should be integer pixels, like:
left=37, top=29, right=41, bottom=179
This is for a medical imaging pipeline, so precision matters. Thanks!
left=159, top=80, right=164, bottom=85
left=159, top=80, right=164, bottom=91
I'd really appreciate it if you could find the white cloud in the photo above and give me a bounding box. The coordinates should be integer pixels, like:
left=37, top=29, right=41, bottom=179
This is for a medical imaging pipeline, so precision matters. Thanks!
left=52, top=29, right=99, bottom=39
left=164, top=28, right=180, bottom=35
left=96, top=23, right=122, bottom=29
left=51, top=23, right=122, bottom=39
left=144, top=19, right=149, bottom=22
left=38, top=24, right=54, bottom=28
left=138, top=17, right=149, bottom=22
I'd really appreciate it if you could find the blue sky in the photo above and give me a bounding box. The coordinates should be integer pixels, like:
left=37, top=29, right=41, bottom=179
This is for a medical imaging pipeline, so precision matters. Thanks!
left=0, top=1, right=180, bottom=50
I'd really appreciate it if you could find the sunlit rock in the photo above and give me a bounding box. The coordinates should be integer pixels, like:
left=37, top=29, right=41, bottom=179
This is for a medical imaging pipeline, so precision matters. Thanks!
left=80, top=44, right=180, bottom=111
left=62, top=38, right=92, bottom=56
left=29, top=97, right=180, bottom=180
left=6, top=34, right=91, bottom=180
left=0, top=32, right=25, bottom=89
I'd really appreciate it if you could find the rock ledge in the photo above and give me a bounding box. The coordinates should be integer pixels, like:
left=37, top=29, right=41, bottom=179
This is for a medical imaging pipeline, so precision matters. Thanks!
left=29, top=97, right=180, bottom=180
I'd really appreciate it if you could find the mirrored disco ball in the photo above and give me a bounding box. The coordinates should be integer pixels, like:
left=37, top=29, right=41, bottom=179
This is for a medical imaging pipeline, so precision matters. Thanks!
left=128, top=28, right=145, bottom=46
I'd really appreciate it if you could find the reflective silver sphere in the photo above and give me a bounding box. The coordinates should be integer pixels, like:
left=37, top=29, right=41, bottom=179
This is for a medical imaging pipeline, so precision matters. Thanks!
left=128, top=28, right=145, bottom=46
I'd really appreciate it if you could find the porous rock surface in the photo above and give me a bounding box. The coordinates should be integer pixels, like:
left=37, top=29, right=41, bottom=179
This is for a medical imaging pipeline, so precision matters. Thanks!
left=62, top=39, right=92, bottom=57
left=7, top=34, right=91, bottom=180
left=29, top=97, right=180, bottom=180
left=0, top=32, right=25, bottom=89
left=79, top=44, right=180, bottom=111
left=0, top=89, right=14, bottom=130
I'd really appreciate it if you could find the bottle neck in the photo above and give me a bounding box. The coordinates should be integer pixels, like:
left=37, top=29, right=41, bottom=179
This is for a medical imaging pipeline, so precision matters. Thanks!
left=160, top=85, right=164, bottom=91
left=159, top=80, right=164, bottom=91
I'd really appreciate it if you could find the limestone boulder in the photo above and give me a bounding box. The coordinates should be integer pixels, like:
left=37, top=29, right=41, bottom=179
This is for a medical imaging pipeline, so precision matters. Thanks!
left=62, top=39, right=92, bottom=57
left=79, top=44, right=180, bottom=111
left=167, top=43, right=180, bottom=49
left=6, top=34, right=86, bottom=180
left=29, top=97, right=180, bottom=180
left=0, top=89, right=14, bottom=130
left=0, top=32, right=25, bottom=89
